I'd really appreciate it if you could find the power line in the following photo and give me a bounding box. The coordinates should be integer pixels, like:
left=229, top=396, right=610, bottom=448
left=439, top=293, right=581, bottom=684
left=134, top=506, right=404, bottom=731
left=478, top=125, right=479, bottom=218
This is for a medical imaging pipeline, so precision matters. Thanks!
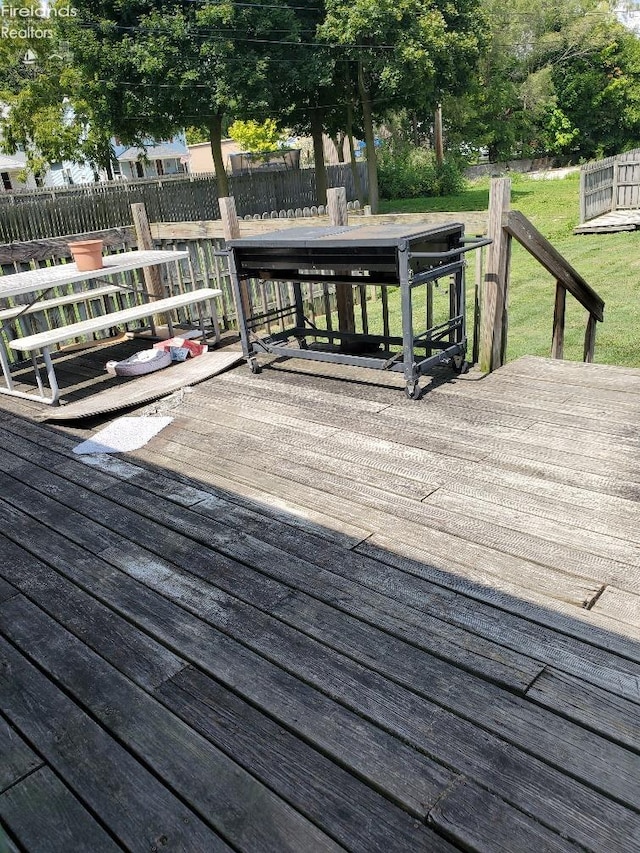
left=74, top=20, right=399, bottom=49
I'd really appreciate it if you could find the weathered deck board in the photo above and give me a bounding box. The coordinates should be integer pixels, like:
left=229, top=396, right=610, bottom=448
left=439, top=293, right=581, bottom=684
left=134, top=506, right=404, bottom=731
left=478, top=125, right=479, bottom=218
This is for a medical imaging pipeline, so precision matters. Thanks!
left=427, top=779, right=580, bottom=853
left=1, top=597, right=346, bottom=853
left=1, top=767, right=123, bottom=853
left=590, top=585, right=640, bottom=627
left=0, top=717, right=42, bottom=795
left=0, top=637, right=230, bottom=852
left=1, top=500, right=638, bottom=852
left=2, top=354, right=640, bottom=851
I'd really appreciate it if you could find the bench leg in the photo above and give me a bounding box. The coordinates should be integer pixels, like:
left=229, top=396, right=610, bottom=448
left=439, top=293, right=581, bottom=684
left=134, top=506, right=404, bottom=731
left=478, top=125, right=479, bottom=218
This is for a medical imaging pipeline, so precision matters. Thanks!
left=41, top=346, right=61, bottom=405
left=0, top=339, right=15, bottom=391
left=30, top=352, right=46, bottom=397
left=209, top=298, right=221, bottom=344
left=0, top=346, right=60, bottom=405
left=194, top=301, right=207, bottom=343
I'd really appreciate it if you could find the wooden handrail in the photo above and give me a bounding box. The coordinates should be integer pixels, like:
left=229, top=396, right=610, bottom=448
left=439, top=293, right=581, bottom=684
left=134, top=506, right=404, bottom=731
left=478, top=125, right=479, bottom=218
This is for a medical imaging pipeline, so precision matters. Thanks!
left=503, top=210, right=604, bottom=364
left=479, top=178, right=605, bottom=370
left=503, top=211, right=604, bottom=321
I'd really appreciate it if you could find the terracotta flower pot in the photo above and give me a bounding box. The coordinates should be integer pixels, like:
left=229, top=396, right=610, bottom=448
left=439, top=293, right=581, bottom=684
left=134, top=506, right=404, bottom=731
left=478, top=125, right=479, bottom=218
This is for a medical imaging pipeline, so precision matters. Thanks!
left=69, top=239, right=104, bottom=271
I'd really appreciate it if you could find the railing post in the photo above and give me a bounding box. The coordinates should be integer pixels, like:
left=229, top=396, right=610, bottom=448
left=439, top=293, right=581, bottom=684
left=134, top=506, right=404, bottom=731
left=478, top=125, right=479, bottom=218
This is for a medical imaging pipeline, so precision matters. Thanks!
left=131, top=202, right=167, bottom=327
left=551, top=281, right=566, bottom=359
left=472, top=238, right=484, bottom=366
left=479, top=177, right=511, bottom=373
left=219, top=196, right=240, bottom=241
left=327, top=186, right=356, bottom=335
left=584, top=314, right=597, bottom=363
left=220, top=196, right=250, bottom=329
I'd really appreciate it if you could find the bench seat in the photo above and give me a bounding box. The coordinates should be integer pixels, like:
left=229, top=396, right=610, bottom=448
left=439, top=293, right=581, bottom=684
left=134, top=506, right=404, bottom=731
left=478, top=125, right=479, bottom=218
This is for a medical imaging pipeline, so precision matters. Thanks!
left=9, top=288, right=221, bottom=353
left=0, top=285, right=126, bottom=322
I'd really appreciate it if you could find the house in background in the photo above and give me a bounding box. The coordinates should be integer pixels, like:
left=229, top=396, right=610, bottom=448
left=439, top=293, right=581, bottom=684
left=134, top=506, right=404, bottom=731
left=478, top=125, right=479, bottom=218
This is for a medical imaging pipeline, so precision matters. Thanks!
left=0, top=152, right=37, bottom=191
left=113, top=134, right=190, bottom=179
left=187, top=133, right=358, bottom=176
left=44, top=160, right=101, bottom=187
left=187, top=138, right=241, bottom=174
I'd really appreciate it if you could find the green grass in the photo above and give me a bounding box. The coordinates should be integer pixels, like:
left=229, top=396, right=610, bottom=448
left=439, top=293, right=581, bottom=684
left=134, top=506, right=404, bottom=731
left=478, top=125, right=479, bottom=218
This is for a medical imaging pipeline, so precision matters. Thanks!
left=380, top=172, right=640, bottom=368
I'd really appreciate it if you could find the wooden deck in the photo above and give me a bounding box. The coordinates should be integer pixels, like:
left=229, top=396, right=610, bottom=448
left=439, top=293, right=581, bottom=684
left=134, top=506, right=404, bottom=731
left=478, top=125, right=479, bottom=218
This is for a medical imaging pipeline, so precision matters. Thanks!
left=2, top=351, right=640, bottom=851
left=574, top=208, right=640, bottom=233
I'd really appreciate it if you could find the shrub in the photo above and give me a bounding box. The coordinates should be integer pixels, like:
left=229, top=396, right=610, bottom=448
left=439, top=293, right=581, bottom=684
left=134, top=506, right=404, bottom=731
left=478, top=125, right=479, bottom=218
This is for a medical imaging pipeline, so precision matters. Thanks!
left=377, top=143, right=465, bottom=199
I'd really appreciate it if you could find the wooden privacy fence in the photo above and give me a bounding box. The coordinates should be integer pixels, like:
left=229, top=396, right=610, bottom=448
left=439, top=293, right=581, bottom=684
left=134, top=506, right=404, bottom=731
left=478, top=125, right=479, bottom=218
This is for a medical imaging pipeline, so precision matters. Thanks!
left=0, top=163, right=367, bottom=243
left=480, top=178, right=605, bottom=372
left=580, top=149, right=640, bottom=222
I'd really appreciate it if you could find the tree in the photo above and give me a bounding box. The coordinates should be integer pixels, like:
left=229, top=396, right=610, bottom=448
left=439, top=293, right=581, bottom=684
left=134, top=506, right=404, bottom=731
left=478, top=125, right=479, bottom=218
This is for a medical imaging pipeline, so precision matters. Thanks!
left=0, top=3, right=115, bottom=179
left=228, top=119, right=284, bottom=153
left=549, top=18, right=640, bottom=157
left=445, top=0, right=640, bottom=162
left=319, top=0, right=485, bottom=211
left=64, top=1, right=301, bottom=195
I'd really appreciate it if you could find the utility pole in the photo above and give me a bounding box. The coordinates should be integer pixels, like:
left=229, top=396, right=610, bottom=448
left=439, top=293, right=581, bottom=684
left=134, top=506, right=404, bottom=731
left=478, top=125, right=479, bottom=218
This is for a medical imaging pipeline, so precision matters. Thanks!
left=434, top=103, right=444, bottom=166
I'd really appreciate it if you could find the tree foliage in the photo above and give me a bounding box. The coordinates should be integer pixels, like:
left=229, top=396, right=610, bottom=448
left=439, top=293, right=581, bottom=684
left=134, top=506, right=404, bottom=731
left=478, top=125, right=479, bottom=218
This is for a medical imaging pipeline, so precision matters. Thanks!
left=319, top=0, right=485, bottom=209
left=228, top=119, right=284, bottom=153
left=56, top=0, right=302, bottom=193
left=445, top=0, right=640, bottom=162
left=2, top=0, right=640, bottom=198
left=0, top=1, right=115, bottom=177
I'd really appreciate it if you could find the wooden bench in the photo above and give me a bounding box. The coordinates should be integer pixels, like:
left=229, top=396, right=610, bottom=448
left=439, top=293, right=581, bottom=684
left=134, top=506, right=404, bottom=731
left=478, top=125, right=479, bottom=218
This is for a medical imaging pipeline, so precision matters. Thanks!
left=6, top=288, right=222, bottom=404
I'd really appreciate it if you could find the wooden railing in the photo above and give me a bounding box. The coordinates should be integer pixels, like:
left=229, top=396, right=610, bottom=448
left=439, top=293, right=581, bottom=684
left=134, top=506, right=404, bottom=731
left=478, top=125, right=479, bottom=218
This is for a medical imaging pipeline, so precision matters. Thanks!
left=504, top=211, right=604, bottom=362
left=2, top=179, right=602, bottom=377
left=0, top=198, right=488, bottom=366
left=480, top=178, right=605, bottom=372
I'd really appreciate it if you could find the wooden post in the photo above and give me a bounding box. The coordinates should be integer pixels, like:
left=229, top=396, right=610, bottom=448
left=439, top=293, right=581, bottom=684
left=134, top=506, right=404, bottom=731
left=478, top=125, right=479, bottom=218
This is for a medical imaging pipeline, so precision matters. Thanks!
left=131, top=202, right=167, bottom=326
left=551, top=281, right=566, bottom=359
left=584, top=313, right=597, bottom=363
left=327, top=186, right=355, bottom=335
left=612, top=157, right=619, bottom=211
left=219, top=196, right=240, bottom=240
left=479, top=178, right=512, bottom=373
left=327, top=186, right=348, bottom=227
left=220, top=195, right=251, bottom=327
left=579, top=167, right=587, bottom=225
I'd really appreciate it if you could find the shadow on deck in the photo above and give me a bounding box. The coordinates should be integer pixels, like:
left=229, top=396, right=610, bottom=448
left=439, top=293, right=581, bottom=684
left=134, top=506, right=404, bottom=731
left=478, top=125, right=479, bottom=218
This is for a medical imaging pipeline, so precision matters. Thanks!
left=2, top=353, right=640, bottom=852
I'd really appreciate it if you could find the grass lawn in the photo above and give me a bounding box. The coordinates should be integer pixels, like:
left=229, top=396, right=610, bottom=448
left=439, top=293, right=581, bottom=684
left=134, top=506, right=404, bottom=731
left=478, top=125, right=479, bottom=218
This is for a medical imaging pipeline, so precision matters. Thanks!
left=379, top=172, right=640, bottom=368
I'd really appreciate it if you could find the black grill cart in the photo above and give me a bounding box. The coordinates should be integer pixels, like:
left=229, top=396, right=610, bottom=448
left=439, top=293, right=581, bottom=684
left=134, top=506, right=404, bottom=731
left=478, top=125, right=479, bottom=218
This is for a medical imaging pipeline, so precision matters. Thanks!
left=227, top=222, right=490, bottom=398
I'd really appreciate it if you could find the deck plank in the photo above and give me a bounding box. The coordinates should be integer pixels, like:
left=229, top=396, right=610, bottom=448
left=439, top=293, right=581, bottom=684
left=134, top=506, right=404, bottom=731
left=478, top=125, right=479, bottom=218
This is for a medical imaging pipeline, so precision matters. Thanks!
left=0, top=636, right=230, bottom=852
left=589, top=585, right=640, bottom=628
left=526, top=668, right=640, bottom=753
left=0, top=717, right=42, bottom=795
left=0, top=446, right=613, bottom=694
left=3, top=429, right=640, bottom=695
left=2, top=354, right=640, bottom=851
left=158, top=667, right=456, bottom=853
left=427, top=779, right=581, bottom=853
left=0, top=477, right=639, bottom=851
left=0, top=767, right=123, bottom=853
left=0, top=536, right=442, bottom=852
left=0, top=596, right=345, bottom=853
left=0, top=526, right=455, bottom=822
